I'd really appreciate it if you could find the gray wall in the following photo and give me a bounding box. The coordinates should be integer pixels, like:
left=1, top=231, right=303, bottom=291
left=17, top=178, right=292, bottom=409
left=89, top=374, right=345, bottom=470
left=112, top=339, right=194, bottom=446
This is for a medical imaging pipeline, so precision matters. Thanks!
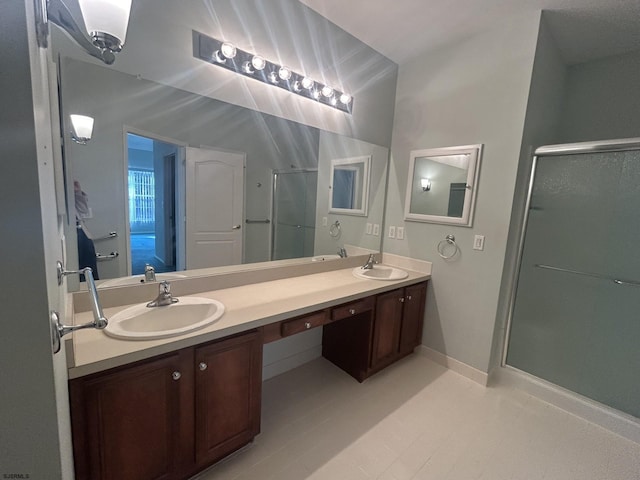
left=0, top=1, right=72, bottom=478
left=383, top=12, right=542, bottom=373
left=54, top=0, right=398, bottom=147
left=489, top=15, right=569, bottom=373
left=558, top=48, right=640, bottom=143
left=314, top=132, right=389, bottom=255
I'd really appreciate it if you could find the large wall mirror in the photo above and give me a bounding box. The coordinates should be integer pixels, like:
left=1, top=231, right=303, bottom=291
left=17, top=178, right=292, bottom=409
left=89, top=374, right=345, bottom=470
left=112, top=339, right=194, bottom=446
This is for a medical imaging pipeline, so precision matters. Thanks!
left=329, top=156, right=371, bottom=216
left=56, top=58, right=388, bottom=291
left=404, top=144, right=482, bottom=227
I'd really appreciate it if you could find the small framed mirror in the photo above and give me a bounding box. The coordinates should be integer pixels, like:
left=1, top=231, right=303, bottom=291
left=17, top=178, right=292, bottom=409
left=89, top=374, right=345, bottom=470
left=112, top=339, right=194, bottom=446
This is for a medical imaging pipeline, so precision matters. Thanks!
left=329, top=155, right=371, bottom=216
left=404, top=144, right=482, bottom=226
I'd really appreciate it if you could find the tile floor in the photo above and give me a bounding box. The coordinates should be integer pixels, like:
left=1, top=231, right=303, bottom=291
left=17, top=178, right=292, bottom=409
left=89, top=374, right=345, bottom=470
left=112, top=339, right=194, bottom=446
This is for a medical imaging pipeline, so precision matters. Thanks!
left=195, top=354, right=640, bottom=480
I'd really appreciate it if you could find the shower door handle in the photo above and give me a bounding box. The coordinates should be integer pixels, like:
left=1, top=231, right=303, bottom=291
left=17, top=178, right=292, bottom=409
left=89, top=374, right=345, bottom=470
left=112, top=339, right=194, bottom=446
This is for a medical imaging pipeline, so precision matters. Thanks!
left=232, top=225, right=241, bottom=230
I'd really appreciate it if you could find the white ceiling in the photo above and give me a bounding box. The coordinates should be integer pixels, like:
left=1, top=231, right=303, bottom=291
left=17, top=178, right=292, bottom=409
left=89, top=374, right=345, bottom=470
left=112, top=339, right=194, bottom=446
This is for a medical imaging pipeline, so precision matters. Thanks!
left=299, top=0, right=640, bottom=65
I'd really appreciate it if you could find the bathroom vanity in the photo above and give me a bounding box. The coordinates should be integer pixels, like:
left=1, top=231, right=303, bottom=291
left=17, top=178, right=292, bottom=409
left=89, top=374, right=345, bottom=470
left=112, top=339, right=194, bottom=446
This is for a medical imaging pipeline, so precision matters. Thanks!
left=66, top=263, right=429, bottom=480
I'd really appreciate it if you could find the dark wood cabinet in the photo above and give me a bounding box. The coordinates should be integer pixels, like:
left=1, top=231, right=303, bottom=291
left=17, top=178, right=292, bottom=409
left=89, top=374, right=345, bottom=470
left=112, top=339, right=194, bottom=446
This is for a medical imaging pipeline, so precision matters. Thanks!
left=194, top=330, right=262, bottom=469
left=323, top=281, right=428, bottom=382
left=69, top=330, right=262, bottom=480
left=398, top=283, right=427, bottom=356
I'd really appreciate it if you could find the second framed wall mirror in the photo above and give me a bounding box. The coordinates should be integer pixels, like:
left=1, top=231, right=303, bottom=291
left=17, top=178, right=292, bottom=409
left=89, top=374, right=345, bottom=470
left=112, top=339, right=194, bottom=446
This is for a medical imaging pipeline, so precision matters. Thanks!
left=404, top=144, right=482, bottom=226
left=329, top=155, right=371, bottom=216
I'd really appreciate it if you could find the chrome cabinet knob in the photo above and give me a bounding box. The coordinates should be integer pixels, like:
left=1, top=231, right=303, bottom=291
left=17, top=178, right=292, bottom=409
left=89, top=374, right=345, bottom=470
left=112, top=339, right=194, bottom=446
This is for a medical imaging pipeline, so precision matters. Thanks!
left=172, top=371, right=181, bottom=381
left=407, top=295, right=412, bottom=301
left=399, top=297, right=405, bottom=303
left=304, top=322, right=312, bottom=329
left=199, top=362, right=207, bottom=371
left=232, top=224, right=241, bottom=230
left=349, top=308, right=356, bottom=315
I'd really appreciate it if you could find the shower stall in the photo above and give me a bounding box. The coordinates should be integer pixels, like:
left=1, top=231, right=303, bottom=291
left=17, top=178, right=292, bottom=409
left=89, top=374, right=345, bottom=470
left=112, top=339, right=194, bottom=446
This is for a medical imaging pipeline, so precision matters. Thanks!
left=505, top=138, right=640, bottom=420
left=271, top=170, right=318, bottom=261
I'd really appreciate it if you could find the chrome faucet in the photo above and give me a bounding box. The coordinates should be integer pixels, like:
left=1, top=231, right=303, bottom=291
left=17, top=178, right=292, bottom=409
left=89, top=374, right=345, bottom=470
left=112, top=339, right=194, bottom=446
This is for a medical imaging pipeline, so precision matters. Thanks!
left=338, top=247, right=348, bottom=258
left=147, top=281, right=179, bottom=307
left=144, top=264, right=156, bottom=282
left=361, top=253, right=378, bottom=270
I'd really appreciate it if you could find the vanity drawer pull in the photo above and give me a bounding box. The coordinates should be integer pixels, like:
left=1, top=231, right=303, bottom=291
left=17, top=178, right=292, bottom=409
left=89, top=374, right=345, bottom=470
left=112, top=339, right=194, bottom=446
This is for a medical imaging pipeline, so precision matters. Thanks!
left=172, top=371, right=181, bottom=381
left=281, top=310, right=328, bottom=337
left=331, top=297, right=374, bottom=321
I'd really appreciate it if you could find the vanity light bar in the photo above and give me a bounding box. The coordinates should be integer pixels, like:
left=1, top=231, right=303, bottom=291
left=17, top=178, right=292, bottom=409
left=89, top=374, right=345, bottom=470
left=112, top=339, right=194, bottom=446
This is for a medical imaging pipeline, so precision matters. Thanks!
left=193, top=31, right=353, bottom=114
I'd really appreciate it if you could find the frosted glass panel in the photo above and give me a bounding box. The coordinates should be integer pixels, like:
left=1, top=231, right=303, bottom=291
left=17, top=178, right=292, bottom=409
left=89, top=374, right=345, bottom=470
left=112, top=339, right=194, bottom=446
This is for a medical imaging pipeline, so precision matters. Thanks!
left=507, top=150, right=640, bottom=418
left=272, top=171, right=317, bottom=260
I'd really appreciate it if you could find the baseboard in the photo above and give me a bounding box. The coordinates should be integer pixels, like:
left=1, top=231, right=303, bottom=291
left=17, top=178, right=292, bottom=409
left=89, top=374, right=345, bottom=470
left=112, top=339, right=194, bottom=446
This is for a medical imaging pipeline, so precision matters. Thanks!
left=495, top=365, right=640, bottom=444
left=418, top=346, right=488, bottom=386
left=262, top=345, right=322, bottom=381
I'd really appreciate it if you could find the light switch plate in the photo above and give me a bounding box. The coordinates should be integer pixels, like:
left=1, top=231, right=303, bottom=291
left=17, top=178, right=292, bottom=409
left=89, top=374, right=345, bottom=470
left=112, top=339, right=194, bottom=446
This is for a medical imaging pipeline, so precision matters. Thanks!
left=366, top=223, right=372, bottom=235
left=373, top=224, right=380, bottom=236
left=388, top=226, right=396, bottom=238
left=473, top=235, right=485, bottom=251
left=397, top=226, right=405, bottom=240
left=322, top=217, right=328, bottom=227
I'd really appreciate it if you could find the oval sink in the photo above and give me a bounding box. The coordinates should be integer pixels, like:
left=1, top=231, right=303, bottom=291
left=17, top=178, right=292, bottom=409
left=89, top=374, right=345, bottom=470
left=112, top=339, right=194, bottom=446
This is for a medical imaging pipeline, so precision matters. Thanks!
left=104, top=296, right=225, bottom=340
left=99, top=272, right=187, bottom=288
left=352, top=265, right=409, bottom=281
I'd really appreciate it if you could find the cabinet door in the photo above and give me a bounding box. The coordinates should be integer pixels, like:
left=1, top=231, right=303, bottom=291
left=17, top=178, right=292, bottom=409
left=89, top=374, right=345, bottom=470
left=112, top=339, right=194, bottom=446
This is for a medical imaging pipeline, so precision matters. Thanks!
left=399, top=282, right=427, bottom=355
left=70, top=351, right=192, bottom=480
left=194, top=330, right=262, bottom=468
left=371, top=288, right=404, bottom=369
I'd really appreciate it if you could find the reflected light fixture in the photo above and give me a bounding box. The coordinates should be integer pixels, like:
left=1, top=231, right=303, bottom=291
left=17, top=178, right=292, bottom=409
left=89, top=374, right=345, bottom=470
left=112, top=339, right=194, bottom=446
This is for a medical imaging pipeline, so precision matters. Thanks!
left=35, top=0, right=132, bottom=65
left=194, top=31, right=353, bottom=113
left=70, top=115, right=95, bottom=145
left=421, top=178, right=432, bottom=191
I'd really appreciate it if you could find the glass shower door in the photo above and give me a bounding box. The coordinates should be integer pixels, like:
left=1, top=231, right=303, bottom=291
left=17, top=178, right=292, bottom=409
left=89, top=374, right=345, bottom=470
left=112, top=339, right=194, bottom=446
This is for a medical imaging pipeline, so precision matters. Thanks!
left=271, top=170, right=317, bottom=260
left=507, top=148, right=640, bottom=418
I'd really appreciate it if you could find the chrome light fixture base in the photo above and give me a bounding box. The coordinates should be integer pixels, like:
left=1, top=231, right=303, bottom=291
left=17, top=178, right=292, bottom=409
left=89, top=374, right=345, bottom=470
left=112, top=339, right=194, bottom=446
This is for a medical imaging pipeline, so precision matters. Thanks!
left=193, top=31, right=354, bottom=114
left=90, top=31, right=124, bottom=53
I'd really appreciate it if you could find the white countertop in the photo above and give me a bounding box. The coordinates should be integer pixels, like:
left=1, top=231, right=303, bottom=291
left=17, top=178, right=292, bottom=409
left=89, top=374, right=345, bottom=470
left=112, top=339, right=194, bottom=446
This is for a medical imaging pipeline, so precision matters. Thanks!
left=68, top=266, right=430, bottom=379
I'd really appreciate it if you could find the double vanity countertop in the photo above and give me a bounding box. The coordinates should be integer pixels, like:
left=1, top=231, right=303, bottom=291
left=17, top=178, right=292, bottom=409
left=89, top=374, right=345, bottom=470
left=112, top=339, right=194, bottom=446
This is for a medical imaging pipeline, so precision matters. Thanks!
left=68, top=258, right=431, bottom=379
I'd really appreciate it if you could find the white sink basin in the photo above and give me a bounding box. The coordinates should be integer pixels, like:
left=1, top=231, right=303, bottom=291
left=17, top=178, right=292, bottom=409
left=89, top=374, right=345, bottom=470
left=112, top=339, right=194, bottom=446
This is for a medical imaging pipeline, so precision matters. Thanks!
left=352, top=265, right=409, bottom=281
left=99, top=272, right=187, bottom=288
left=104, top=296, right=225, bottom=340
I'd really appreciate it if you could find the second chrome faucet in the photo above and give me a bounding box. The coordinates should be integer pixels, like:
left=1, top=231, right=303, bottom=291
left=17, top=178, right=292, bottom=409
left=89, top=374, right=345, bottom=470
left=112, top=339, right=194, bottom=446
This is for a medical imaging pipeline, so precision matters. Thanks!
left=147, top=280, right=179, bottom=307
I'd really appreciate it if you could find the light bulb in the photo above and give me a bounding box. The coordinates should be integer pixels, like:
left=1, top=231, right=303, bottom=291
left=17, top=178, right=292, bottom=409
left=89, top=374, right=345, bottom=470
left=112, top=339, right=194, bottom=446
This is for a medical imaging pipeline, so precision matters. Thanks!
left=220, top=42, right=237, bottom=59
left=339, top=93, right=352, bottom=105
left=321, top=85, right=334, bottom=98
left=301, top=77, right=314, bottom=89
left=251, top=55, right=266, bottom=70
left=278, top=66, right=292, bottom=81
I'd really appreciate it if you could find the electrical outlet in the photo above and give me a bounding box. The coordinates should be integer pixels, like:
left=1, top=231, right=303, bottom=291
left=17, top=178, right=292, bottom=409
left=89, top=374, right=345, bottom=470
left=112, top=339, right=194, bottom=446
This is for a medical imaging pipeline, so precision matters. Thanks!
left=322, top=217, right=328, bottom=227
left=397, top=226, right=405, bottom=240
left=373, top=224, right=380, bottom=236
left=388, top=226, right=396, bottom=238
left=473, top=235, right=485, bottom=251
left=366, top=223, right=372, bottom=235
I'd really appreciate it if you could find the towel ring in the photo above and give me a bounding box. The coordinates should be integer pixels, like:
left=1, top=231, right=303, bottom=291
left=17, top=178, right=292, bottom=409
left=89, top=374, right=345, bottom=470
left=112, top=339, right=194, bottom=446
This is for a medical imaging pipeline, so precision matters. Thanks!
left=437, top=234, right=459, bottom=260
left=329, top=220, right=341, bottom=238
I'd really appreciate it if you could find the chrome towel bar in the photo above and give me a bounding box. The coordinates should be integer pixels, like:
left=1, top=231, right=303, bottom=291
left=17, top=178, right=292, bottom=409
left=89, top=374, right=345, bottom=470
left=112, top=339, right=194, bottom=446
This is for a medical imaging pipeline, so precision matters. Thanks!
left=534, top=264, right=640, bottom=287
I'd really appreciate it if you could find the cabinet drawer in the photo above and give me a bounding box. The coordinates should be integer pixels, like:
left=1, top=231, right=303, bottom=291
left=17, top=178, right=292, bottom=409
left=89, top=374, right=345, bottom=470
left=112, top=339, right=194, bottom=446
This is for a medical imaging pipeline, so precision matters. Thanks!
left=331, top=296, right=374, bottom=321
left=281, top=310, right=328, bottom=337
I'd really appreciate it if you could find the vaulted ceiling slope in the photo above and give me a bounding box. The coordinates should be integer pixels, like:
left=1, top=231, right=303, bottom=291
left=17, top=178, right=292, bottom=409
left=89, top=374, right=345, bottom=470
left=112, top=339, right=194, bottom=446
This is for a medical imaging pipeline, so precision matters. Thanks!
left=300, top=0, right=640, bottom=65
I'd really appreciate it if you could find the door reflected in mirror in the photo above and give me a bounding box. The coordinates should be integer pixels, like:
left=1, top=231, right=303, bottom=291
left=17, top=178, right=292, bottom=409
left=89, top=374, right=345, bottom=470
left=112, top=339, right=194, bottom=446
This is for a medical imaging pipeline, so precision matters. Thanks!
left=404, top=144, right=482, bottom=226
left=329, top=156, right=371, bottom=216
